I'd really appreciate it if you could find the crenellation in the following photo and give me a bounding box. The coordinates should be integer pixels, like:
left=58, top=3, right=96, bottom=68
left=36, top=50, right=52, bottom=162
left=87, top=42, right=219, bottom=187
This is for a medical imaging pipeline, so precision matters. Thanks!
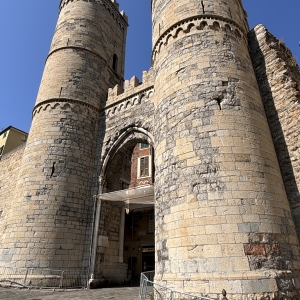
left=107, top=84, right=124, bottom=100
left=110, top=0, right=119, bottom=9
left=124, top=75, right=140, bottom=90
left=106, top=68, right=154, bottom=107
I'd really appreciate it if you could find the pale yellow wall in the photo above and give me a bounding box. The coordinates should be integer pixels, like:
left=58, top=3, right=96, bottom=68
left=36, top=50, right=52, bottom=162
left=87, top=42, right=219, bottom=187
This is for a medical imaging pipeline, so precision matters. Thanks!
left=4, top=129, right=27, bottom=155
left=0, top=128, right=27, bottom=156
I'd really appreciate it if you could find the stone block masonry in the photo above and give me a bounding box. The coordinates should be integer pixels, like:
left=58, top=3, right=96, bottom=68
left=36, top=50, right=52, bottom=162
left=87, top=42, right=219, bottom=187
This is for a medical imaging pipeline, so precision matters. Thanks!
left=152, top=0, right=300, bottom=298
left=1, top=0, right=127, bottom=271
left=1, top=0, right=300, bottom=298
left=0, top=145, right=26, bottom=261
left=249, top=24, right=300, bottom=243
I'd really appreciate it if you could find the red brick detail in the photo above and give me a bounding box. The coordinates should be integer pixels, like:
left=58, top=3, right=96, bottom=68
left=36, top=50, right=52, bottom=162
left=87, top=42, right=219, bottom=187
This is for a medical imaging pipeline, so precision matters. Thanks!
left=244, top=243, right=280, bottom=256
left=129, top=143, right=153, bottom=188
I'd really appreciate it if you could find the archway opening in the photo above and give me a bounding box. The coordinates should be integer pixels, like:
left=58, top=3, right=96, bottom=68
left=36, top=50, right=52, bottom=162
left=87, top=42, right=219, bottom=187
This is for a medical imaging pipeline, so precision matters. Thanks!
left=96, top=137, right=155, bottom=285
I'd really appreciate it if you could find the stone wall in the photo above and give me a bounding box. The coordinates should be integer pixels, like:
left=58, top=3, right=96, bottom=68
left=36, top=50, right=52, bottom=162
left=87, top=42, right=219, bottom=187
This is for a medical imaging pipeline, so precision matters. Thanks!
left=0, top=0, right=127, bottom=271
left=105, top=147, right=132, bottom=192
left=1, top=104, right=100, bottom=270
left=37, top=0, right=127, bottom=108
left=95, top=202, right=127, bottom=284
left=94, top=69, right=155, bottom=283
left=249, top=24, right=300, bottom=242
left=151, top=0, right=300, bottom=298
left=0, top=145, right=25, bottom=261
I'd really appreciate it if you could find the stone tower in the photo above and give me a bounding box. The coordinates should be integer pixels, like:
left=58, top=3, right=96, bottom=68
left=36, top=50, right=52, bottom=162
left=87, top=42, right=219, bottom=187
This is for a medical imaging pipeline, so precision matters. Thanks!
left=152, top=0, right=300, bottom=298
left=2, top=0, right=127, bottom=270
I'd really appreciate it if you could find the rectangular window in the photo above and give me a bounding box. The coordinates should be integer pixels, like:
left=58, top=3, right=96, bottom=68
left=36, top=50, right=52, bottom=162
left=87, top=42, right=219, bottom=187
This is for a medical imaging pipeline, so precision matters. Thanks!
left=2, top=132, right=7, bottom=138
left=139, top=156, right=149, bottom=177
left=0, top=146, right=3, bottom=155
left=140, top=143, right=149, bottom=149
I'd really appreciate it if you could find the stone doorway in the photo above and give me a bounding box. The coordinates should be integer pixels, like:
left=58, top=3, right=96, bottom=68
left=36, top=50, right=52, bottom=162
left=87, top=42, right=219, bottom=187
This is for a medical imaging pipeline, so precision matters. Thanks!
left=124, top=208, right=155, bottom=278
left=94, top=137, right=155, bottom=285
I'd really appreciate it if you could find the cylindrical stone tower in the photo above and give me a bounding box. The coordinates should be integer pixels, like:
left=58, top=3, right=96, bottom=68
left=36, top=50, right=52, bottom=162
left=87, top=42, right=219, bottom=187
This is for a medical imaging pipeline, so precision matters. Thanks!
left=2, top=0, right=127, bottom=270
left=152, top=0, right=300, bottom=298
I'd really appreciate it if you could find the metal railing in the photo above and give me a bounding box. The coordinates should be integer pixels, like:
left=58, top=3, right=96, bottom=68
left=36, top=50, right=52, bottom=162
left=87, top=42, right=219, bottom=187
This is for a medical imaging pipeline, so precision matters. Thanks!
left=0, top=266, right=88, bottom=289
left=139, top=271, right=217, bottom=300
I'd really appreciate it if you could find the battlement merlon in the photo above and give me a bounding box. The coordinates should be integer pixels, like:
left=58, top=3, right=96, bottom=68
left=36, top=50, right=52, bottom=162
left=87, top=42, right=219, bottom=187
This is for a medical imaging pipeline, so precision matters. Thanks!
left=107, top=68, right=154, bottom=107
left=59, top=0, right=128, bottom=27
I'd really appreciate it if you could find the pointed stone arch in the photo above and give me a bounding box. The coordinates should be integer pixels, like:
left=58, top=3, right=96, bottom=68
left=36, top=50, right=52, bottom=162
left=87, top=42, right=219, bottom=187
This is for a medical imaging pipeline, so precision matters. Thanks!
left=100, top=126, right=155, bottom=181
left=94, top=126, right=156, bottom=283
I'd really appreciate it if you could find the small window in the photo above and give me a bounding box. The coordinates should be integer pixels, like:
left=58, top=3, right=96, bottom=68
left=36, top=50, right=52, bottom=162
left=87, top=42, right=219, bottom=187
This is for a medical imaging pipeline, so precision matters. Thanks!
left=112, top=54, right=118, bottom=72
left=140, top=143, right=149, bottom=149
left=139, top=156, right=150, bottom=177
left=2, top=132, right=7, bottom=138
left=0, top=146, right=3, bottom=155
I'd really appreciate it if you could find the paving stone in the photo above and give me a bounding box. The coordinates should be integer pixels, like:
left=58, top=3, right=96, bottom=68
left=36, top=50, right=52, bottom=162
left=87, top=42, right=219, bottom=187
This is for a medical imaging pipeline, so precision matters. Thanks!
left=0, top=286, right=140, bottom=300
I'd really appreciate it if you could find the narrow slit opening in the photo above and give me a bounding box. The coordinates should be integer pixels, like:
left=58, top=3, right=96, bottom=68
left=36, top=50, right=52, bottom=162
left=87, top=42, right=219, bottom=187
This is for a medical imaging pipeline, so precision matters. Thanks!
left=50, top=162, right=56, bottom=178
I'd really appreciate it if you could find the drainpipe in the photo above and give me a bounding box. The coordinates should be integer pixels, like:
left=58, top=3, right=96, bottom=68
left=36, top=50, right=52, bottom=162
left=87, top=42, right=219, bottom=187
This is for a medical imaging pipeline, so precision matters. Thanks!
left=89, top=175, right=104, bottom=286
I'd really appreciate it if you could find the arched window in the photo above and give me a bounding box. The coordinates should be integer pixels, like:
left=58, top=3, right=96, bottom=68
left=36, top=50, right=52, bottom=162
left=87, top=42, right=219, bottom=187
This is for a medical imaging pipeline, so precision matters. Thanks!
left=112, top=54, right=118, bottom=72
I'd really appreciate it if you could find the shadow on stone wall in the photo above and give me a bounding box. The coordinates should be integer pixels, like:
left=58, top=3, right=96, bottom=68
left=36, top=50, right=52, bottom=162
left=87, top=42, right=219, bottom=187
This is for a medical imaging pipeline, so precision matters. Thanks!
left=248, top=25, right=300, bottom=241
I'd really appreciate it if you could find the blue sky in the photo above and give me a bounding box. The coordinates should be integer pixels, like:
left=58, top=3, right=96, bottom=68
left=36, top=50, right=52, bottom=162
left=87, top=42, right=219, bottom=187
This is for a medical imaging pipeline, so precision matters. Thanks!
left=0, top=0, right=299, bottom=133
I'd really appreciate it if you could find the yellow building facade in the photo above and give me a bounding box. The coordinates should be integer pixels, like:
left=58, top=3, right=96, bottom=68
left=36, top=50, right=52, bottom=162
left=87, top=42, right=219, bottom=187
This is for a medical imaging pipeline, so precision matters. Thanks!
left=0, top=126, right=27, bottom=158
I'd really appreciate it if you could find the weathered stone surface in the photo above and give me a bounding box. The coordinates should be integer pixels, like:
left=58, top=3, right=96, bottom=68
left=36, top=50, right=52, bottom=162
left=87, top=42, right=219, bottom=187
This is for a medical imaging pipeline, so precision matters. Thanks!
left=249, top=24, right=300, bottom=243
left=0, top=0, right=127, bottom=271
left=151, top=0, right=300, bottom=298
left=1, top=0, right=300, bottom=298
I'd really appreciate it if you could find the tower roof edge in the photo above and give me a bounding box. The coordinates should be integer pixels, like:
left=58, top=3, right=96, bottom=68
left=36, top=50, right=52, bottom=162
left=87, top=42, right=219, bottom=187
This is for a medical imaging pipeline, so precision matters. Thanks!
left=59, top=0, right=128, bottom=28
